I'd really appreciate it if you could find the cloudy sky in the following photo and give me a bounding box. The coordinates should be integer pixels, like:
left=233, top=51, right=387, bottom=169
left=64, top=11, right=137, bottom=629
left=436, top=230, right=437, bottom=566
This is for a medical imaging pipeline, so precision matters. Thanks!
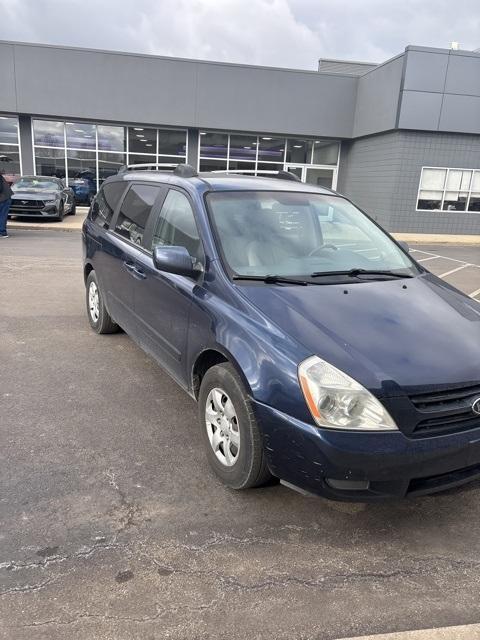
left=1, top=0, right=479, bottom=69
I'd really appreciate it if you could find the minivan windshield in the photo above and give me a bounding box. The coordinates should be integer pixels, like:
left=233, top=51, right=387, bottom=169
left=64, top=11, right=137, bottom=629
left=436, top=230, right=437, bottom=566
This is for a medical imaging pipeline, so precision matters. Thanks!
left=13, top=177, right=60, bottom=191
left=207, top=191, right=418, bottom=280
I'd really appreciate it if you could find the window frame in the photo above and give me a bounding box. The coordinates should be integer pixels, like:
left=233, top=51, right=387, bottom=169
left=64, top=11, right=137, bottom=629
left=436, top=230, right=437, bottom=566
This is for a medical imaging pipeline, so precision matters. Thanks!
left=416, top=166, right=480, bottom=214
left=145, top=185, right=205, bottom=267
left=89, top=178, right=129, bottom=230
left=31, top=118, right=188, bottom=192
left=197, top=129, right=340, bottom=188
left=109, top=180, right=168, bottom=252
left=0, top=114, right=22, bottom=179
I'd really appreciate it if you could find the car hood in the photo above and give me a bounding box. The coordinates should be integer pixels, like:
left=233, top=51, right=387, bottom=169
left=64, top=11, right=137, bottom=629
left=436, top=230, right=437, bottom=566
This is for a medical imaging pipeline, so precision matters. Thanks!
left=12, top=190, right=59, bottom=198
left=237, top=274, right=480, bottom=395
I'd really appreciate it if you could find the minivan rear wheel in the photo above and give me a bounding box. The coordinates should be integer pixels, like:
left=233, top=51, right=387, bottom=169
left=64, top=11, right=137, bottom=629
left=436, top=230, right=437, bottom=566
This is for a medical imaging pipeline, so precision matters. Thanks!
left=86, top=271, right=119, bottom=334
left=198, top=363, right=272, bottom=489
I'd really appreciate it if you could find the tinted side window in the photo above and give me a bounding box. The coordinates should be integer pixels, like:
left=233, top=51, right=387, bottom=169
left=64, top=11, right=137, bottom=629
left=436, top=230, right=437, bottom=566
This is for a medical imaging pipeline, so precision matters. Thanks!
left=151, top=189, right=203, bottom=260
left=115, top=184, right=161, bottom=245
left=91, top=181, right=125, bottom=229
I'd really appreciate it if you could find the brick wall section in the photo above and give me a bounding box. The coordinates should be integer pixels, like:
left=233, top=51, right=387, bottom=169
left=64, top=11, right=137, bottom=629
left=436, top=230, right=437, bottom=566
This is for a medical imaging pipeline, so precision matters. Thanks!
left=338, top=130, right=480, bottom=235
left=338, top=132, right=402, bottom=230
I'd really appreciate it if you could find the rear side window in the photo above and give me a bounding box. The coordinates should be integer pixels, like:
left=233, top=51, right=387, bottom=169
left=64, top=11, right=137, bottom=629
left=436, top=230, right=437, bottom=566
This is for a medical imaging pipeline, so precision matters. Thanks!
left=90, top=181, right=125, bottom=229
left=115, top=184, right=161, bottom=246
left=150, top=189, right=203, bottom=260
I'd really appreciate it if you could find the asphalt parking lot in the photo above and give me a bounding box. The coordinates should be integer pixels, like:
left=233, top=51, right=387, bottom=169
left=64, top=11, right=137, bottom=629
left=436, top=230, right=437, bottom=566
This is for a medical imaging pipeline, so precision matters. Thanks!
left=410, top=244, right=480, bottom=300
left=1, top=230, right=480, bottom=640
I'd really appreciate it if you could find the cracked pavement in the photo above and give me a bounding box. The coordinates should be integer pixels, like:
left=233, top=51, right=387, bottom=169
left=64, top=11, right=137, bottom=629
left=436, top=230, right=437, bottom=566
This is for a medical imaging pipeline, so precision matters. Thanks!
left=1, top=231, right=480, bottom=639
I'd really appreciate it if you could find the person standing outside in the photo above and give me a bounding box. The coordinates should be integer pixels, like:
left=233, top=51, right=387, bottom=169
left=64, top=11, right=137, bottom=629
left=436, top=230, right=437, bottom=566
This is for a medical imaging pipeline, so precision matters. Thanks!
left=0, top=171, right=12, bottom=238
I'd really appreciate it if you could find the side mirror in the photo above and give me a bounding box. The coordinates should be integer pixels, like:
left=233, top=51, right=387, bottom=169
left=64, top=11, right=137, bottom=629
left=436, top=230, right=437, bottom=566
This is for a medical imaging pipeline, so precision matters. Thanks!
left=153, top=245, right=201, bottom=278
left=398, top=241, right=409, bottom=253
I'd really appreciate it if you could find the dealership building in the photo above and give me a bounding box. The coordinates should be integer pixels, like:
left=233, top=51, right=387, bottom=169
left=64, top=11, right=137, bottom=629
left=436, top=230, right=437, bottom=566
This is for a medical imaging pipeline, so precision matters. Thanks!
left=0, top=40, right=479, bottom=234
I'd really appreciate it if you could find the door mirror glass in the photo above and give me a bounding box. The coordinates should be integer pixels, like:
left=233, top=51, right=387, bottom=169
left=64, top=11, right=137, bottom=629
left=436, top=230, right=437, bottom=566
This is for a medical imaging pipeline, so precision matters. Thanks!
left=153, top=245, right=200, bottom=278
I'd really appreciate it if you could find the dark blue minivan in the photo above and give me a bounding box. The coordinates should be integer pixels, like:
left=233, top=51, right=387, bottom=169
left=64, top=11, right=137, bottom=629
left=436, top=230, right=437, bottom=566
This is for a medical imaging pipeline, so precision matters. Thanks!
left=82, top=165, right=480, bottom=501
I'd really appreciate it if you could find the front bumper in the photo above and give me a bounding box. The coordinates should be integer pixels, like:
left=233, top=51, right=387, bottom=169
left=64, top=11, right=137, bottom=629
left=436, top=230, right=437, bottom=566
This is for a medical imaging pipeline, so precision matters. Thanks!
left=253, top=399, right=480, bottom=501
left=9, top=203, right=59, bottom=218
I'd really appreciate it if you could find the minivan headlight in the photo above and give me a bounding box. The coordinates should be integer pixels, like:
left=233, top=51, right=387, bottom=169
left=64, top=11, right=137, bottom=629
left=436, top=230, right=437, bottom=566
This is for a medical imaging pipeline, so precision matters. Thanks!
left=298, top=356, right=397, bottom=431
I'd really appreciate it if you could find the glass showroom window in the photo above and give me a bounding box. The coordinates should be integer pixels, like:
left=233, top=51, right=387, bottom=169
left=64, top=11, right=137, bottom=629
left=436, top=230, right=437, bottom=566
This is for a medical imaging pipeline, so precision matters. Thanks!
left=417, top=167, right=480, bottom=213
left=198, top=131, right=339, bottom=187
left=33, top=119, right=187, bottom=191
left=0, top=115, right=21, bottom=183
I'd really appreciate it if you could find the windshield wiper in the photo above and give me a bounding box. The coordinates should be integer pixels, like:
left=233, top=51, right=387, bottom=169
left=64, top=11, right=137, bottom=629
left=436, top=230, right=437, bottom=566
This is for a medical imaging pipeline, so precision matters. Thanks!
left=310, top=268, right=414, bottom=279
left=232, top=275, right=309, bottom=286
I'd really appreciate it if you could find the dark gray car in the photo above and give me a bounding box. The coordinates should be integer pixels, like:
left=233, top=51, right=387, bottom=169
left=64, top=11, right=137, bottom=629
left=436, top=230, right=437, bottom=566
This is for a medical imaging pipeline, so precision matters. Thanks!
left=9, top=176, right=76, bottom=221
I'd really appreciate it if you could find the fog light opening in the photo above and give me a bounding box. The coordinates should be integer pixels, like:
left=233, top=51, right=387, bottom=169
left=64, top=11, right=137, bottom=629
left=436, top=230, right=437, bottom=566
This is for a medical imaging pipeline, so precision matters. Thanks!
left=326, top=478, right=370, bottom=491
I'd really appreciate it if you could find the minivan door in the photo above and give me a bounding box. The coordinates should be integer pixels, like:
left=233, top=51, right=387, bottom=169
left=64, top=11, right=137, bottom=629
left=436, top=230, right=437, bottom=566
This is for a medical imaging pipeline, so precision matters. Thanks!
left=133, top=187, right=204, bottom=384
left=101, top=182, right=165, bottom=335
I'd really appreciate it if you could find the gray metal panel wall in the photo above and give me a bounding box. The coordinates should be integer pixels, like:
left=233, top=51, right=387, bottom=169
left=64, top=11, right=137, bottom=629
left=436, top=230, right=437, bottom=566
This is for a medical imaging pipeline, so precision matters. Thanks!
left=398, top=47, right=480, bottom=135
left=12, top=43, right=197, bottom=127
left=0, top=43, right=17, bottom=112
left=352, top=55, right=404, bottom=138
left=3, top=41, right=357, bottom=138
left=338, top=130, right=480, bottom=235
left=195, top=63, right=356, bottom=137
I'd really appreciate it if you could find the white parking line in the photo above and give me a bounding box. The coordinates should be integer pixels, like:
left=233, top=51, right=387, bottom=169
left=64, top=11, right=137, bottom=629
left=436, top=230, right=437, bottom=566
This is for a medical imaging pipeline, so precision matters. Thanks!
left=410, top=249, right=480, bottom=298
left=411, top=248, right=480, bottom=268
left=417, top=256, right=440, bottom=263
left=438, top=264, right=471, bottom=278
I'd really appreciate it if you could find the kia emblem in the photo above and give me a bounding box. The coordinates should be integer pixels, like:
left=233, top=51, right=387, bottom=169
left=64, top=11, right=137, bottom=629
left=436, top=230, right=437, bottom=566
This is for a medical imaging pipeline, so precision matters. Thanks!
left=473, top=398, right=480, bottom=416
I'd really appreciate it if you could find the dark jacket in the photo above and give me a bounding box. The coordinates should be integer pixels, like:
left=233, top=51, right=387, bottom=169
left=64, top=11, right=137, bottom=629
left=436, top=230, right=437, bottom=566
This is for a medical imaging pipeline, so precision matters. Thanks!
left=0, top=175, right=13, bottom=203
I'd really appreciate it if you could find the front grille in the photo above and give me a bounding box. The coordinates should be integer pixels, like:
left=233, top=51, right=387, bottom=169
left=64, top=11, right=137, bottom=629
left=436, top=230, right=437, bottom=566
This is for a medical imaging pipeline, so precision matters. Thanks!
left=11, top=199, right=45, bottom=210
left=408, top=462, right=480, bottom=495
left=409, top=383, right=480, bottom=436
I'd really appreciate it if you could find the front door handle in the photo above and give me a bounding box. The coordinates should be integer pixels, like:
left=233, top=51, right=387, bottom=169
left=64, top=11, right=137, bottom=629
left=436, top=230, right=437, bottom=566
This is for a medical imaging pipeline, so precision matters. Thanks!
left=123, top=261, right=147, bottom=280
left=132, top=266, right=147, bottom=280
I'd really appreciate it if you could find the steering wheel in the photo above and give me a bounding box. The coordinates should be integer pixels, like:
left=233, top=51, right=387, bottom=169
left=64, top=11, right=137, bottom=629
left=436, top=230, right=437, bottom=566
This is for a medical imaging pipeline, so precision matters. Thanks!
left=308, top=244, right=338, bottom=256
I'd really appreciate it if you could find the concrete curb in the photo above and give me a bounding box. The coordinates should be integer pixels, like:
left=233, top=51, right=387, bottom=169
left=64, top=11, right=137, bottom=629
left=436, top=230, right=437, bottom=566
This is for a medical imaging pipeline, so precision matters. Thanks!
left=339, top=622, right=480, bottom=639
left=6, top=214, right=480, bottom=245
left=393, top=233, right=480, bottom=245
left=8, top=208, right=88, bottom=232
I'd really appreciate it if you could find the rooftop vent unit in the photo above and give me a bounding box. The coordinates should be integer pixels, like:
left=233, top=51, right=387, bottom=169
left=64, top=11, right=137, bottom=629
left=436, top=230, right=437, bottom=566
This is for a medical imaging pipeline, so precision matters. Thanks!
left=317, top=58, right=378, bottom=76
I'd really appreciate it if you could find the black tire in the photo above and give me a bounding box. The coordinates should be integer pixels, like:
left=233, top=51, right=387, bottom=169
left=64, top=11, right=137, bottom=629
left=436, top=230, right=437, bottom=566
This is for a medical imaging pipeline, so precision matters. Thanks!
left=85, top=271, right=119, bottom=334
left=55, top=201, right=65, bottom=222
left=198, top=363, right=272, bottom=490
left=70, top=201, right=76, bottom=216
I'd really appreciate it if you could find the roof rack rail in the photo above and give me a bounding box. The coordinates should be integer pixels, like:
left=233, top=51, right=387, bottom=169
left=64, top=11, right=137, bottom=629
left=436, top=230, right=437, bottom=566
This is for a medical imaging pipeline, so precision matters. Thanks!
left=276, top=170, right=301, bottom=182
left=118, top=162, right=198, bottom=178
left=209, top=169, right=302, bottom=182
left=118, top=162, right=177, bottom=173
left=173, top=163, right=198, bottom=178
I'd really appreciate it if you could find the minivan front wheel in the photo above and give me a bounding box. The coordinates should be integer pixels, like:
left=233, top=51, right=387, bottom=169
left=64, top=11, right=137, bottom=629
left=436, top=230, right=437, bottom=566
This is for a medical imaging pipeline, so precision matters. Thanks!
left=199, top=363, right=272, bottom=489
left=85, top=271, right=119, bottom=334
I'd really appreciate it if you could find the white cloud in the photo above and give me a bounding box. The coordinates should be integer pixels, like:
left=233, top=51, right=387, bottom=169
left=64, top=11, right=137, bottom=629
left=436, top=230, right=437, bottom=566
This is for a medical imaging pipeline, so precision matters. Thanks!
left=0, top=0, right=479, bottom=69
